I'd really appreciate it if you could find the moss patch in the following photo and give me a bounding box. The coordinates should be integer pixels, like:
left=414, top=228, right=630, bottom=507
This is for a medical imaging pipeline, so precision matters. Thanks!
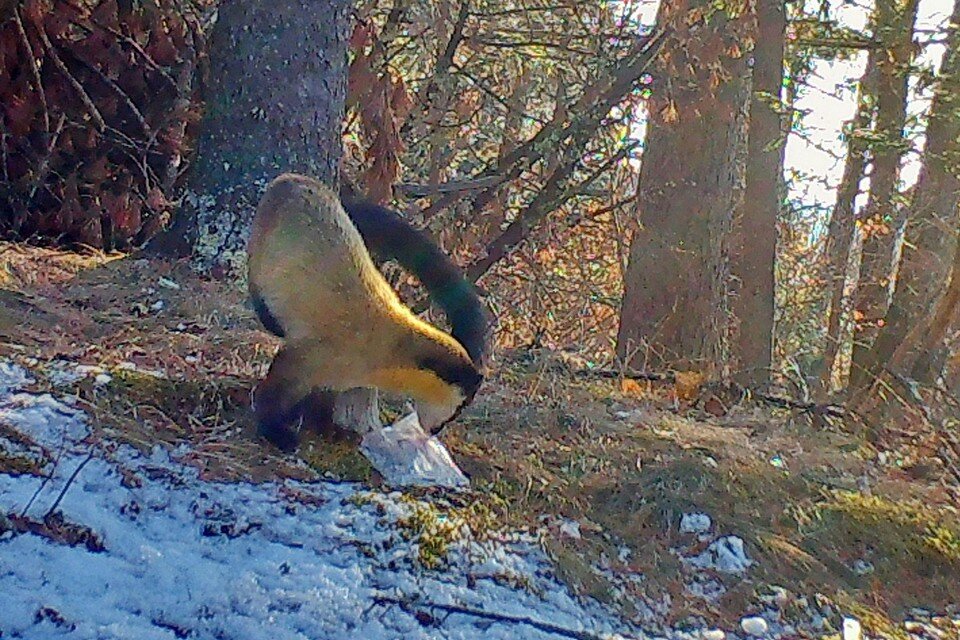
left=788, top=491, right=960, bottom=611
left=393, top=494, right=502, bottom=568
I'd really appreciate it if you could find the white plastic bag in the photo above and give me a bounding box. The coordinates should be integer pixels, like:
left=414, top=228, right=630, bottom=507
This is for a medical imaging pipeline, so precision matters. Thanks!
left=360, top=412, right=469, bottom=489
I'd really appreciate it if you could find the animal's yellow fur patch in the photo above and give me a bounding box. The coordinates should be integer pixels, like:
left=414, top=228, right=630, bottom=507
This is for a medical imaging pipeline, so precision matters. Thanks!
left=368, top=367, right=460, bottom=406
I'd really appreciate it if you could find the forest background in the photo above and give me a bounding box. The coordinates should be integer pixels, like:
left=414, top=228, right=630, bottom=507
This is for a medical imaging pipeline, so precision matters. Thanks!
left=2, top=0, right=960, bottom=630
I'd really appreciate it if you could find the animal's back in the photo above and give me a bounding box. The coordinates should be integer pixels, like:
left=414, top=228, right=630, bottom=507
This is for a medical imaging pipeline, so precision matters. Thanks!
left=248, top=174, right=400, bottom=346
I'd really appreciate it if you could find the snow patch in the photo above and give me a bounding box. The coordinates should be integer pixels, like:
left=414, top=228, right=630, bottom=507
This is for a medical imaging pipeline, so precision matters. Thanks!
left=686, top=536, right=752, bottom=574
left=0, top=360, right=637, bottom=639
left=679, top=513, right=712, bottom=535
left=0, top=361, right=33, bottom=392
left=46, top=360, right=110, bottom=387
left=843, top=617, right=863, bottom=640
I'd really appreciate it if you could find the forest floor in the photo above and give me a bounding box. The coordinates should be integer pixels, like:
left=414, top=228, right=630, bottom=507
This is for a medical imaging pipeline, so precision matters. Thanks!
left=0, top=242, right=959, bottom=639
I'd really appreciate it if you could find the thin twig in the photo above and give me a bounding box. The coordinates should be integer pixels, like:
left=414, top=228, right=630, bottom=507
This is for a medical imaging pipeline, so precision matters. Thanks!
left=13, top=7, right=49, bottom=134
left=68, top=50, right=150, bottom=135
left=21, top=444, right=65, bottom=517
left=36, top=26, right=106, bottom=132
left=66, top=8, right=178, bottom=89
left=574, top=366, right=848, bottom=418
left=44, top=452, right=94, bottom=519
left=396, top=175, right=506, bottom=198
left=27, top=113, right=66, bottom=203
left=373, top=594, right=621, bottom=640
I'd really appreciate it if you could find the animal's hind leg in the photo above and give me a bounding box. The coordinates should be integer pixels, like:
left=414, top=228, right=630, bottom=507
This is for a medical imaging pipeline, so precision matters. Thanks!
left=300, top=390, right=362, bottom=446
left=253, top=345, right=313, bottom=452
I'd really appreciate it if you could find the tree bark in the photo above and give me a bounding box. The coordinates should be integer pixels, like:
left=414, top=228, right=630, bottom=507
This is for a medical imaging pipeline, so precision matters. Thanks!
left=734, top=0, right=786, bottom=384
left=150, top=0, right=351, bottom=272
left=819, top=58, right=878, bottom=393
left=848, top=0, right=920, bottom=393
left=147, top=0, right=375, bottom=429
left=617, top=0, right=753, bottom=373
left=889, top=232, right=960, bottom=383
left=858, top=0, right=960, bottom=386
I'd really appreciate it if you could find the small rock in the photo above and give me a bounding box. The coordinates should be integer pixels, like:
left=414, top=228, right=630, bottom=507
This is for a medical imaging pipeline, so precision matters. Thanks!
left=843, top=617, right=862, bottom=640
left=94, top=373, right=112, bottom=386
left=701, top=629, right=725, bottom=640
left=688, top=536, right=752, bottom=573
left=158, top=277, right=181, bottom=291
left=740, top=616, right=768, bottom=636
left=559, top=519, right=582, bottom=540
left=680, top=513, right=712, bottom=535
left=761, top=585, right=790, bottom=607
left=852, top=559, right=874, bottom=575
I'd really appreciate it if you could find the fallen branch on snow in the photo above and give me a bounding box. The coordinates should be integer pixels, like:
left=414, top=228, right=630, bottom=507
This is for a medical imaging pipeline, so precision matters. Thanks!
left=372, top=593, right=623, bottom=640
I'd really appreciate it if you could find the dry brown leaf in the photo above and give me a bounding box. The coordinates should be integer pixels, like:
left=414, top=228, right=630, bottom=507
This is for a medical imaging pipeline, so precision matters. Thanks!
left=673, top=371, right=705, bottom=402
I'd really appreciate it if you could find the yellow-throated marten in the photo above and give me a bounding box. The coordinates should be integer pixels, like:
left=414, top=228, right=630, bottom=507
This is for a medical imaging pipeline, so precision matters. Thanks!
left=248, top=173, right=488, bottom=451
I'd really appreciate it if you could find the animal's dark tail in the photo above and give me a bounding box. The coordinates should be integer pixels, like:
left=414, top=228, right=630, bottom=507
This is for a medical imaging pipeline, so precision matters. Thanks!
left=341, top=197, right=490, bottom=365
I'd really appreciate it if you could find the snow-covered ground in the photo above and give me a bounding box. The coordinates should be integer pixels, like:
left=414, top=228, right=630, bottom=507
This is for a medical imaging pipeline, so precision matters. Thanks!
left=10, top=358, right=954, bottom=640
left=0, top=362, right=643, bottom=640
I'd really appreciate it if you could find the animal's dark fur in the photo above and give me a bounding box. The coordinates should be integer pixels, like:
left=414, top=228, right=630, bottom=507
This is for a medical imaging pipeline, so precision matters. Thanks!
left=342, top=198, right=490, bottom=364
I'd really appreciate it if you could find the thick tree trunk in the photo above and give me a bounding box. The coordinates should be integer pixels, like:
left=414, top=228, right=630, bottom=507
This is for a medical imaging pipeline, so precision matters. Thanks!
left=859, top=0, right=960, bottom=386
left=150, top=0, right=351, bottom=271
left=734, top=0, right=786, bottom=384
left=819, top=58, right=878, bottom=394
left=848, top=0, right=920, bottom=393
left=617, top=0, right=753, bottom=373
left=148, top=0, right=376, bottom=430
left=890, top=232, right=960, bottom=383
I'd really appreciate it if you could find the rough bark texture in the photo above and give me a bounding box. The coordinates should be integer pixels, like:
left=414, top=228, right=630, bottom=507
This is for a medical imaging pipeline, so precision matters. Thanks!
left=149, top=0, right=374, bottom=429
left=617, top=0, right=754, bottom=373
left=848, top=0, right=920, bottom=393
left=819, top=59, right=878, bottom=393
left=150, top=0, right=351, bottom=273
left=861, top=0, right=960, bottom=385
left=734, top=0, right=786, bottom=384
left=890, top=232, right=960, bottom=382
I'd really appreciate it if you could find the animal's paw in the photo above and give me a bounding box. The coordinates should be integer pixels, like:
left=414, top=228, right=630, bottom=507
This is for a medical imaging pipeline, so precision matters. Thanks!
left=258, top=421, right=301, bottom=453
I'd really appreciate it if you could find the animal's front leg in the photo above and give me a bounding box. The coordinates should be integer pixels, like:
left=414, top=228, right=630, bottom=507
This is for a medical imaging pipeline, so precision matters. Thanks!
left=253, top=345, right=313, bottom=452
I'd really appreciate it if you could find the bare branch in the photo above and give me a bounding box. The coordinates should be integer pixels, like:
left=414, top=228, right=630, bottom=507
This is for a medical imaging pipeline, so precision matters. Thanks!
left=421, top=29, right=666, bottom=224
left=396, top=175, right=505, bottom=197
left=373, top=593, right=612, bottom=640
left=14, top=7, right=49, bottom=134
left=36, top=26, right=107, bottom=132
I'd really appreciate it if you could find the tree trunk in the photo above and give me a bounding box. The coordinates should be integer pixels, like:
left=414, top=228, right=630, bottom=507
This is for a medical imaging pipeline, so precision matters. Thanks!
left=148, top=0, right=375, bottom=428
left=858, top=0, right=960, bottom=386
left=848, top=0, right=920, bottom=393
left=734, top=0, right=786, bottom=384
left=819, top=58, right=878, bottom=394
left=890, top=232, right=960, bottom=383
left=617, top=0, right=753, bottom=373
left=150, top=0, right=351, bottom=271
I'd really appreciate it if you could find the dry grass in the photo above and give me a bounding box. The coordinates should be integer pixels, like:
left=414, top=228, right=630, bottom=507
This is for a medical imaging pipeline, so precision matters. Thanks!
left=1, top=243, right=959, bottom=630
